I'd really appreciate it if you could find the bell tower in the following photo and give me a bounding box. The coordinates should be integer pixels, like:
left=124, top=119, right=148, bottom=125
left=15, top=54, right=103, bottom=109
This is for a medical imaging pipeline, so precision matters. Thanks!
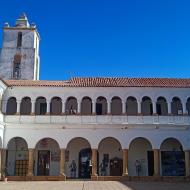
left=0, top=13, right=40, bottom=80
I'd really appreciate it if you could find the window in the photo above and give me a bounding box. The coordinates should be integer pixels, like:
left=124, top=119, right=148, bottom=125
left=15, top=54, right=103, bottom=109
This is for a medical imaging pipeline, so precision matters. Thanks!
left=13, top=62, right=21, bottom=79
left=17, top=32, right=22, bottom=47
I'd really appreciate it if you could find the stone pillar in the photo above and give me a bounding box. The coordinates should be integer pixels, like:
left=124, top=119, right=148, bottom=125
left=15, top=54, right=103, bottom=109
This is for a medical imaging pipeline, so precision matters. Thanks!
left=152, top=101, right=157, bottom=115
left=2, top=100, right=7, bottom=114
left=122, top=101, right=126, bottom=115
left=0, top=149, right=1, bottom=179
left=91, top=149, right=97, bottom=176
left=137, top=100, right=141, bottom=115
left=1, top=149, right=7, bottom=179
left=185, top=150, right=190, bottom=176
left=62, top=100, right=66, bottom=114
left=77, top=100, right=81, bottom=114
left=153, top=149, right=160, bottom=176
left=46, top=100, right=51, bottom=115
left=92, top=100, right=96, bottom=115
left=122, top=149, right=128, bottom=176
left=31, top=100, right=35, bottom=115
left=16, top=100, right=21, bottom=114
left=27, top=149, right=34, bottom=176
left=182, top=102, right=187, bottom=115
left=60, top=149, right=66, bottom=176
left=107, top=100, right=111, bottom=115
left=168, top=101, right=172, bottom=115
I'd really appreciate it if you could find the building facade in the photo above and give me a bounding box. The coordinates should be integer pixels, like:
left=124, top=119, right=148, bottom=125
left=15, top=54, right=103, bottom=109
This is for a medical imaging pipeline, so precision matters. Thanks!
left=0, top=14, right=190, bottom=181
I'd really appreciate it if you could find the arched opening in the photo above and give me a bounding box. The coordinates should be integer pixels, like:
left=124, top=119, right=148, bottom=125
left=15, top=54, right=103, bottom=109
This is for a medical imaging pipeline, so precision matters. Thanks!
left=171, top=97, right=183, bottom=115
left=141, top=96, right=153, bottom=115
left=6, top=137, right=28, bottom=176
left=65, top=97, right=77, bottom=115
left=81, top=97, right=92, bottom=115
left=126, top=97, right=138, bottom=115
left=34, top=138, right=60, bottom=176
left=66, top=137, right=91, bottom=179
left=111, top=97, right=122, bottom=115
left=35, top=97, right=47, bottom=115
left=186, top=97, right=190, bottom=115
left=156, top=97, right=168, bottom=115
left=6, top=97, right=17, bottom=115
left=13, top=54, right=21, bottom=79
left=17, top=32, right=22, bottom=47
left=50, top=97, right=62, bottom=115
left=96, top=96, right=107, bottom=115
left=129, top=137, right=153, bottom=176
left=20, top=97, right=31, bottom=115
left=98, top=137, right=122, bottom=176
left=160, top=138, right=185, bottom=176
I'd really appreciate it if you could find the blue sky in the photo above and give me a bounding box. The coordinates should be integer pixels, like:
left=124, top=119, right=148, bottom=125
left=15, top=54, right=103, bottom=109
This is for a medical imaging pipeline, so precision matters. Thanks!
left=0, top=0, right=190, bottom=80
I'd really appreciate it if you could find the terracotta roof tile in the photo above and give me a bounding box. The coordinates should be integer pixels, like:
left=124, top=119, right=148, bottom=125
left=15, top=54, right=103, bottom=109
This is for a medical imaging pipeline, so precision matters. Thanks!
left=4, top=77, right=190, bottom=88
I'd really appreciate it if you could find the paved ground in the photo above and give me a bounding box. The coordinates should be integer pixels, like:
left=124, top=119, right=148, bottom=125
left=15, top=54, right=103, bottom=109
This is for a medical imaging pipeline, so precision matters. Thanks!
left=0, top=181, right=189, bottom=190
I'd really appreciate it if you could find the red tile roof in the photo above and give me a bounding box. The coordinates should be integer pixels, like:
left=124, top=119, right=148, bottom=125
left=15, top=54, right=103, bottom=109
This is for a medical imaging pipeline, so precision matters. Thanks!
left=4, top=77, right=190, bottom=88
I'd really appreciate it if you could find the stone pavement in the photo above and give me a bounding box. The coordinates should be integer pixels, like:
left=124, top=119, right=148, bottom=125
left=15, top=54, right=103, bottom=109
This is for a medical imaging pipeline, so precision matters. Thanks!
left=0, top=181, right=189, bottom=190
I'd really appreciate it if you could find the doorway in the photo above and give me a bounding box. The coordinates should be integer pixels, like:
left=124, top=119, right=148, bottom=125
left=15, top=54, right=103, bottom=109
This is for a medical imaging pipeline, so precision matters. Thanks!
left=147, top=151, right=154, bottom=176
left=79, top=148, right=92, bottom=178
left=96, top=103, right=102, bottom=115
left=37, top=150, right=50, bottom=176
left=110, top=157, right=123, bottom=176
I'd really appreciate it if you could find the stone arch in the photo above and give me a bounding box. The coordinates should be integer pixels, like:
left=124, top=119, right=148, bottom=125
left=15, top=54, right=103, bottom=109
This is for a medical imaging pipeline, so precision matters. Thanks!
left=65, top=96, right=77, bottom=115
left=186, top=97, right=190, bottom=115
left=6, top=137, right=28, bottom=176
left=160, top=138, right=185, bottom=176
left=81, top=96, right=92, bottom=115
left=35, top=96, right=47, bottom=115
left=6, top=97, right=17, bottom=115
left=96, top=96, right=107, bottom=115
left=171, top=97, right=183, bottom=115
left=141, top=96, right=153, bottom=115
left=66, top=137, right=91, bottom=178
left=98, top=137, right=123, bottom=176
left=20, top=97, right=31, bottom=115
left=0, top=137, right=2, bottom=148
left=111, top=96, right=122, bottom=115
left=156, top=97, right=168, bottom=115
left=128, top=137, right=153, bottom=176
left=34, top=138, right=60, bottom=176
left=50, top=96, right=62, bottom=115
left=126, top=96, right=138, bottom=115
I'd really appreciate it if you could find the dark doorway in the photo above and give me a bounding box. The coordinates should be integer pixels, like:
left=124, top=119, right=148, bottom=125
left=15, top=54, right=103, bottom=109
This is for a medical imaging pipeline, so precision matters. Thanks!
left=96, top=103, right=102, bottom=115
left=37, top=150, right=50, bottom=176
left=147, top=151, right=154, bottom=176
left=79, top=148, right=92, bottom=178
left=110, top=157, right=123, bottom=176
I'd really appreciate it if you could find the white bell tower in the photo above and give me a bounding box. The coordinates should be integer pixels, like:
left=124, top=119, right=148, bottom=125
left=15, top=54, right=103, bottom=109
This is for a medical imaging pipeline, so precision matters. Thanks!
left=0, top=13, right=40, bottom=80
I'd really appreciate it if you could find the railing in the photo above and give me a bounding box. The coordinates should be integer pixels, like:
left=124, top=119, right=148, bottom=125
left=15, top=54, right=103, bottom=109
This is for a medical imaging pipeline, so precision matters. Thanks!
left=4, top=115, right=190, bottom=125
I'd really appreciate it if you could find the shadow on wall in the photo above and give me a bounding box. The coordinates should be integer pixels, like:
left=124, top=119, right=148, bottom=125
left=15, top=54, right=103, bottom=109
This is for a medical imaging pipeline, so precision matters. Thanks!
left=118, top=181, right=190, bottom=190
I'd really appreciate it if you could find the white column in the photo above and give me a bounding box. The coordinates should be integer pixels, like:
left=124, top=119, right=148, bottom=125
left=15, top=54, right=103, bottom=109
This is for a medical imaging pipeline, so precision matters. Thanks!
left=31, top=100, right=35, bottom=115
left=1, top=100, right=7, bottom=114
left=182, top=102, right=187, bottom=115
left=107, top=99, right=111, bottom=115
left=137, top=100, right=141, bottom=115
left=92, top=100, right=96, bottom=115
left=46, top=100, right=51, bottom=114
left=77, top=99, right=81, bottom=114
left=168, top=101, right=172, bottom=115
left=122, top=100, right=126, bottom=114
left=62, top=100, right=66, bottom=114
left=152, top=101, right=157, bottom=115
left=16, top=100, right=21, bottom=114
